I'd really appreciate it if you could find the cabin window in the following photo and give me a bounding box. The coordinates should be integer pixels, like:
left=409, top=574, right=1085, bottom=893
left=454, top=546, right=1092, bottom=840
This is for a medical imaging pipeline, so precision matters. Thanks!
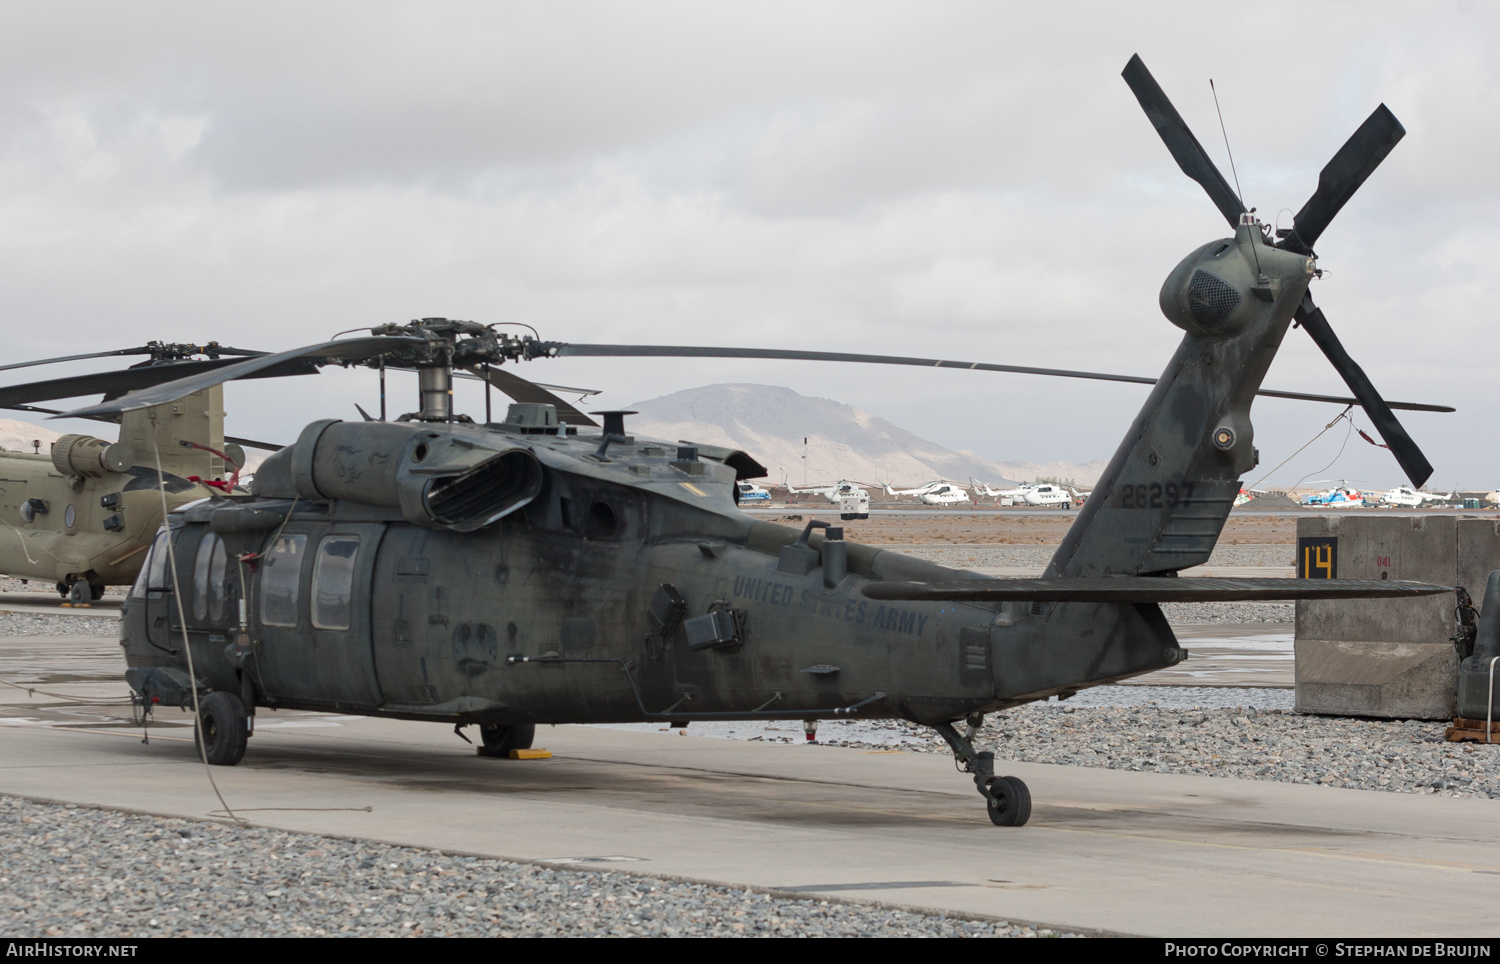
left=259, top=534, right=307, bottom=628
left=191, top=533, right=230, bottom=622
left=310, top=535, right=360, bottom=631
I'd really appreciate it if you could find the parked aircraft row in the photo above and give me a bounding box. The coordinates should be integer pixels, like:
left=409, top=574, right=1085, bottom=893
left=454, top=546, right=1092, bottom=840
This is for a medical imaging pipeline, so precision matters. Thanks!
left=773, top=475, right=1091, bottom=508
left=1296, top=480, right=1473, bottom=509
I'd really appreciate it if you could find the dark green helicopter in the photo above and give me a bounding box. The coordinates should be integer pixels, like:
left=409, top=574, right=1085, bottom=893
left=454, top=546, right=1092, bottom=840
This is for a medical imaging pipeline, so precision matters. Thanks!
left=50, top=56, right=1455, bottom=825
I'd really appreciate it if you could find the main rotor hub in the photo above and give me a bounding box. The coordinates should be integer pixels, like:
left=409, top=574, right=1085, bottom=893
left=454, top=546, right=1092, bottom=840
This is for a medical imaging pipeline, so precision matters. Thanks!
left=365, top=318, right=563, bottom=371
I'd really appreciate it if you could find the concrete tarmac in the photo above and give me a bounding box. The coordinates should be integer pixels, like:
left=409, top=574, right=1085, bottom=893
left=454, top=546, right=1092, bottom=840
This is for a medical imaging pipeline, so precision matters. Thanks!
left=0, top=591, right=121, bottom=616
left=0, top=689, right=1495, bottom=936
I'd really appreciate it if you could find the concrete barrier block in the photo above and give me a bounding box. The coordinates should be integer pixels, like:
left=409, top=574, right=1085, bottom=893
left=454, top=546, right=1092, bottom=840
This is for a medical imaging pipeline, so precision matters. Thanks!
left=1295, top=638, right=1458, bottom=719
left=1458, top=518, right=1500, bottom=607
left=1295, top=515, right=1471, bottom=719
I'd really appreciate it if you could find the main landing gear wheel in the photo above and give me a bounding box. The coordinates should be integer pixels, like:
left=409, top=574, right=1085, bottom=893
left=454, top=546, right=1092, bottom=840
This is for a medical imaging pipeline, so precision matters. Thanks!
left=67, top=581, right=93, bottom=605
left=195, top=691, right=249, bottom=766
left=986, top=775, right=1032, bottom=826
left=931, top=718, right=1032, bottom=827
left=480, top=723, right=536, bottom=757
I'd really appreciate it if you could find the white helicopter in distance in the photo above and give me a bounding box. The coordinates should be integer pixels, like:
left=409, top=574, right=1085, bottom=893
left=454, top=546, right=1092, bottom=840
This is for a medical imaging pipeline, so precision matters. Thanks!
left=881, top=480, right=972, bottom=506
left=783, top=476, right=872, bottom=519
left=970, top=478, right=1032, bottom=499
left=1378, top=484, right=1453, bottom=508
left=971, top=478, right=1084, bottom=509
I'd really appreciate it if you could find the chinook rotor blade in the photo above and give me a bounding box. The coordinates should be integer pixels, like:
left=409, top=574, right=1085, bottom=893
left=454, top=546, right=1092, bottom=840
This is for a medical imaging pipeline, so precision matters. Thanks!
left=1282, top=104, right=1405, bottom=255
left=1121, top=54, right=1245, bottom=228
left=1295, top=292, right=1433, bottom=487
left=0, top=343, right=267, bottom=374
left=0, top=347, right=157, bottom=373
left=553, top=343, right=1453, bottom=413
left=225, top=435, right=284, bottom=452
left=464, top=366, right=599, bottom=427
left=862, top=577, right=1451, bottom=604
left=0, top=359, right=245, bottom=409
left=54, top=336, right=424, bottom=419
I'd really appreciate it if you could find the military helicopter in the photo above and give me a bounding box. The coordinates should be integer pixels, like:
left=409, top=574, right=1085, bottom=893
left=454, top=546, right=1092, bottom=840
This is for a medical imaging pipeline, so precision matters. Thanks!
left=0, top=342, right=286, bottom=603
left=68, top=55, right=1458, bottom=826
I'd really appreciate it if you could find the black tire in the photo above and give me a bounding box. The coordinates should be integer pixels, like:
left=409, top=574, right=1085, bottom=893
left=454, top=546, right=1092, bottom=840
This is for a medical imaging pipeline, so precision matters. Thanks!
left=67, top=581, right=93, bottom=605
left=480, top=723, right=536, bottom=757
left=195, top=691, right=248, bottom=766
left=986, top=775, right=1032, bottom=827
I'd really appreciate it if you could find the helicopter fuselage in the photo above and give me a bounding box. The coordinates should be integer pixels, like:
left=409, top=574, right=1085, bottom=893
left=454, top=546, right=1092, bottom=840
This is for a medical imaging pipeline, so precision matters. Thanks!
left=119, top=418, right=1178, bottom=729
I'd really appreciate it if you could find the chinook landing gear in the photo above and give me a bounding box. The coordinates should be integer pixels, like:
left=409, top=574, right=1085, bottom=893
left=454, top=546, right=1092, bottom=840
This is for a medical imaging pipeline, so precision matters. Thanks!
left=932, top=717, right=1031, bottom=827
left=60, top=577, right=104, bottom=605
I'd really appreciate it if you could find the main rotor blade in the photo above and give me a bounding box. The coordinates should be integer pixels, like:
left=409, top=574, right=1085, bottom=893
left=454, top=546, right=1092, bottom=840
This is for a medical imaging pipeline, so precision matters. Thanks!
left=1121, top=54, right=1245, bottom=228
left=467, top=366, right=599, bottom=427
left=1283, top=104, right=1405, bottom=255
left=1296, top=292, right=1433, bottom=487
left=54, top=336, right=423, bottom=419
left=553, top=343, right=1453, bottom=413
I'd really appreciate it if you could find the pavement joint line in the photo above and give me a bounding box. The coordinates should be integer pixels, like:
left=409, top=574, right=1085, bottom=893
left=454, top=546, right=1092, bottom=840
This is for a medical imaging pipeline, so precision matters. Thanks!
left=1039, top=821, right=1496, bottom=874
left=0, top=787, right=1127, bottom=938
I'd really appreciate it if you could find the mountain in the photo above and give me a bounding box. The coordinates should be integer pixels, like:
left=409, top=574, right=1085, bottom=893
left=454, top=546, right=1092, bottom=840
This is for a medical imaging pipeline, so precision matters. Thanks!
left=0, top=418, right=63, bottom=454
left=626, top=384, right=1107, bottom=487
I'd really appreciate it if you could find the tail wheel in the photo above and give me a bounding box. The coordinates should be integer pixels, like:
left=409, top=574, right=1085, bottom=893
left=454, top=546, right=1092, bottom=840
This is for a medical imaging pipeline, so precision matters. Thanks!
left=480, top=723, right=536, bottom=757
left=195, top=691, right=249, bottom=766
left=986, top=776, right=1032, bottom=827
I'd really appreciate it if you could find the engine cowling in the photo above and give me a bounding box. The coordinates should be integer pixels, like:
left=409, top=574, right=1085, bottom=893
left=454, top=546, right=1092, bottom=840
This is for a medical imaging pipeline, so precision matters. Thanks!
left=253, top=420, right=544, bottom=532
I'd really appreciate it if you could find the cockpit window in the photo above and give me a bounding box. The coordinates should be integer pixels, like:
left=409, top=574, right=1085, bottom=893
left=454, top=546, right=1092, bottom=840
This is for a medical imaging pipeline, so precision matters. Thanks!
left=131, top=530, right=172, bottom=599
left=191, top=532, right=230, bottom=622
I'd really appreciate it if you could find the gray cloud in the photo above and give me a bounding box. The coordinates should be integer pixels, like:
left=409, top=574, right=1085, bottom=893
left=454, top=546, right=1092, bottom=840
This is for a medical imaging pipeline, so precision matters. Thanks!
left=0, top=1, right=1492, bottom=490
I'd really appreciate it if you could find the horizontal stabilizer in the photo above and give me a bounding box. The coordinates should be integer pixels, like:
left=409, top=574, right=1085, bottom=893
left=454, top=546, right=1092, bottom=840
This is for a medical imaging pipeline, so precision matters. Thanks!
left=860, top=577, right=1452, bottom=604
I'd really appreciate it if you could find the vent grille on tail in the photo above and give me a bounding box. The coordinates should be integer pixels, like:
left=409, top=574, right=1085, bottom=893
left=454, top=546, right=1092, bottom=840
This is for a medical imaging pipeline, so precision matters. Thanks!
left=1187, top=270, right=1241, bottom=328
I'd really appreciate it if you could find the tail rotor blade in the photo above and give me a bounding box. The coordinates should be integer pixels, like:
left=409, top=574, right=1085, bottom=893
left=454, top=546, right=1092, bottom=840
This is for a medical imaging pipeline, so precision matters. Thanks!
left=1296, top=292, right=1433, bottom=487
left=1283, top=104, right=1405, bottom=255
left=1121, top=54, right=1245, bottom=228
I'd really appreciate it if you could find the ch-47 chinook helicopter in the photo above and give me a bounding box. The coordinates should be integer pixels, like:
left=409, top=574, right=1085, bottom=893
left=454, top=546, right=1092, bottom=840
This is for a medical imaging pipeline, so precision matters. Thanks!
left=72, top=55, right=1459, bottom=826
left=0, top=342, right=285, bottom=603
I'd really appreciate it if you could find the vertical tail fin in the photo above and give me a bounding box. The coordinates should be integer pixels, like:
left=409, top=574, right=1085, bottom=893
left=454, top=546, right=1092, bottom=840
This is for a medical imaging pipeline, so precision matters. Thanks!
left=1047, top=222, right=1314, bottom=578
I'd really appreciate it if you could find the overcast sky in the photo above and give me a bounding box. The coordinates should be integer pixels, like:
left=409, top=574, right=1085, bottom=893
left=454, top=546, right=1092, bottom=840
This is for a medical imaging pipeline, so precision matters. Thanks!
left=1, top=1, right=1494, bottom=490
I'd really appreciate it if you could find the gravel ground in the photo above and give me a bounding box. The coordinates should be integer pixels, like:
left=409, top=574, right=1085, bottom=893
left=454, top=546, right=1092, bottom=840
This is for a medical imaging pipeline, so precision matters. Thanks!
left=1157, top=601, right=1293, bottom=624
left=0, top=796, right=1071, bottom=938
left=897, top=544, right=1294, bottom=624
left=0, top=613, right=118, bottom=636
left=0, top=576, right=123, bottom=596
left=897, top=544, right=1291, bottom=569
left=780, top=705, right=1499, bottom=800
